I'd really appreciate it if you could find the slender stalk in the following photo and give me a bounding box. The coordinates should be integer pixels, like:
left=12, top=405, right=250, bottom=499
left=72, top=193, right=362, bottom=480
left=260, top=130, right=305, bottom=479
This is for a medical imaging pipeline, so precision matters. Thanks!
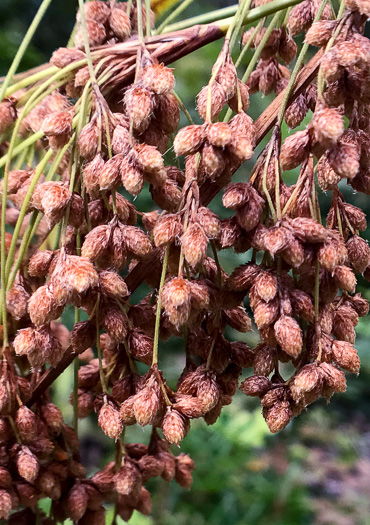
left=145, top=0, right=152, bottom=37
left=277, top=0, right=329, bottom=126
left=164, top=0, right=301, bottom=33
left=4, top=66, right=59, bottom=98
left=96, top=295, right=108, bottom=394
left=0, top=0, right=54, bottom=102
left=136, top=0, right=145, bottom=43
left=78, top=0, right=98, bottom=84
left=152, top=244, right=170, bottom=366
left=156, top=0, right=196, bottom=34
left=73, top=308, right=80, bottom=433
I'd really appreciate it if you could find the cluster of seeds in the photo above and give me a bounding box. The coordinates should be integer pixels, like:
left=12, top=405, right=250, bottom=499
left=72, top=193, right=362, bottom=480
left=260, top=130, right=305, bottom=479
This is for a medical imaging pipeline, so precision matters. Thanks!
left=0, top=0, right=369, bottom=521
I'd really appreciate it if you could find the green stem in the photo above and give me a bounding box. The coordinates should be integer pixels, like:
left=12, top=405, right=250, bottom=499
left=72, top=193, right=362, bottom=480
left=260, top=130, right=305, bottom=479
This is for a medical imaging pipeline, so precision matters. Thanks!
left=163, top=0, right=301, bottom=33
left=78, top=0, right=98, bottom=84
left=145, top=0, right=152, bottom=37
left=152, top=244, right=170, bottom=366
left=4, top=66, right=59, bottom=98
left=73, top=307, right=80, bottom=433
left=0, top=0, right=54, bottom=102
left=156, top=0, right=196, bottom=34
left=277, top=0, right=329, bottom=126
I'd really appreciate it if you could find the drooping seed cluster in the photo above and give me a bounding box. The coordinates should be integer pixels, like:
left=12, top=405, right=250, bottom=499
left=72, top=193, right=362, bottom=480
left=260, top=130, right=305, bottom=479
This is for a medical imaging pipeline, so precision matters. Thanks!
left=0, top=0, right=369, bottom=521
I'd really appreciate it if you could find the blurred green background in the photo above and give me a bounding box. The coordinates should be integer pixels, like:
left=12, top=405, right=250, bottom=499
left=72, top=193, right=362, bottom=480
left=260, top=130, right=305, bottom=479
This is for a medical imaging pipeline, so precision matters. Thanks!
left=1, top=1, right=370, bottom=524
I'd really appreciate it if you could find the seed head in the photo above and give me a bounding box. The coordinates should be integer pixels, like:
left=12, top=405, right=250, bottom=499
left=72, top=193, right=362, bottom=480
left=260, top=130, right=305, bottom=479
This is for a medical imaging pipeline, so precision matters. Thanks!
left=240, top=375, right=271, bottom=397
left=78, top=120, right=99, bottom=160
left=181, top=222, right=208, bottom=267
left=174, top=125, right=205, bottom=156
left=274, top=315, right=303, bottom=357
left=74, top=20, right=106, bottom=49
left=0, top=490, right=11, bottom=520
left=109, top=6, right=131, bottom=40
left=264, top=400, right=292, bottom=433
left=311, top=106, right=344, bottom=147
left=161, top=278, right=192, bottom=328
left=65, top=482, right=88, bottom=522
left=280, top=130, right=310, bottom=171
left=98, top=400, right=123, bottom=440
left=206, top=122, right=232, bottom=147
left=28, top=285, right=64, bottom=326
left=332, top=340, right=360, bottom=374
left=17, top=446, right=39, bottom=483
left=162, top=408, right=186, bottom=446
left=142, top=63, right=175, bottom=95
left=153, top=214, right=182, bottom=247
left=197, top=82, right=226, bottom=121
left=99, top=154, right=123, bottom=191
left=124, top=85, right=153, bottom=133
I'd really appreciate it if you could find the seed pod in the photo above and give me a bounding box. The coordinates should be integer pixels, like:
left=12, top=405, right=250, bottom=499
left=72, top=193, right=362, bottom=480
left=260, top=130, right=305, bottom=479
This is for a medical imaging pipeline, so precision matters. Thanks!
left=114, top=462, right=142, bottom=497
left=0, top=97, right=17, bottom=134
left=124, top=85, right=153, bottom=133
left=197, top=207, right=221, bottom=239
left=28, top=285, right=64, bottom=326
left=102, top=304, right=128, bottom=342
left=274, top=315, right=303, bottom=357
left=74, top=20, right=106, bottom=49
left=121, top=155, right=144, bottom=196
left=228, top=136, right=254, bottom=162
left=78, top=120, right=99, bottom=159
left=287, top=0, right=313, bottom=36
left=155, top=92, right=180, bottom=134
left=285, top=94, right=308, bottom=129
left=50, top=47, right=86, bottom=68
left=161, top=277, right=192, bottom=328
left=121, top=225, right=151, bottom=258
left=253, top=299, right=279, bottom=329
left=112, top=125, right=130, bottom=156
left=240, top=376, right=272, bottom=396
left=320, top=362, right=347, bottom=393
left=290, top=289, right=315, bottom=323
left=98, top=154, right=123, bottom=191
left=109, top=6, right=131, bottom=40
left=98, top=400, right=123, bottom=440
left=254, top=272, right=277, bottom=302
left=311, top=106, right=344, bottom=147
left=81, top=225, right=110, bottom=261
left=327, top=142, right=360, bottom=180
left=76, top=1, right=110, bottom=23
left=17, top=446, right=39, bottom=483
left=15, top=406, right=38, bottom=442
left=200, top=143, right=225, bottom=179
left=236, top=192, right=264, bottom=231
left=290, top=363, right=323, bottom=403
left=133, top=380, right=161, bottom=426
left=264, top=400, right=292, bottom=433
left=142, top=63, right=175, bottom=95
left=227, top=263, right=260, bottom=291
left=162, top=408, right=186, bottom=446
left=197, top=82, right=226, bottom=121
left=174, top=125, right=205, bottom=156
left=317, top=154, right=341, bottom=190
left=128, top=330, right=153, bottom=365
left=334, top=265, right=356, bottom=292
left=0, top=490, right=11, bottom=520
left=6, top=284, right=29, bottom=320
left=332, top=340, right=360, bottom=374
left=346, top=235, right=370, bottom=274
left=40, top=403, right=63, bottom=434
left=65, top=482, right=89, bottom=522
left=254, top=344, right=276, bottom=376
left=206, top=122, right=232, bottom=147
left=224, top=306, right=252, bottom=332
left=305, top=20, right=338, bottom=47
left=280, top=130, right=310, bottom=171
left=228, top=80, right=250, bottom=112
left=181, top=222, right=208, bottom=267
left=279, top=27, right=298, bottom=64
left=153, top=214, right=182, bottom=247
left=135, top=143, right=164, bottom=174
left=290, top=217, right=327, bottom=243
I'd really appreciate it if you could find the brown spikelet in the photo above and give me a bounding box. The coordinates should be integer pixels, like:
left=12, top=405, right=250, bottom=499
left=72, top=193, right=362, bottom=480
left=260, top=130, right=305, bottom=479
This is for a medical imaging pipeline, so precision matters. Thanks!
left=280, top=130, right=310, bottom=171
left=109, top=6, right=131, bottom=40
left=142, top=63, right=175, bottom=95
left=174, top=125, right=205, bottom=156
left=124, top=85, right=153, bottom=133
left=197, top=82, right=226, bottom=121
left=181, top=222, right=208, bottom=267
left=264, top=401, right=293, bottom=433
left=161, top=278, right=192, bottom=328
left=240, top=376, right=272, bottom=396
left=153, top=214, right=182, bottom=247
left=98, top=400, right=123, bottom=440
left=331, top=340, right=360, bottom=374
left=17, top=446, right=39, bottom=483
left=162, top=408, right=186, bottom=446
left=274, top=315, right=303, bottom=357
